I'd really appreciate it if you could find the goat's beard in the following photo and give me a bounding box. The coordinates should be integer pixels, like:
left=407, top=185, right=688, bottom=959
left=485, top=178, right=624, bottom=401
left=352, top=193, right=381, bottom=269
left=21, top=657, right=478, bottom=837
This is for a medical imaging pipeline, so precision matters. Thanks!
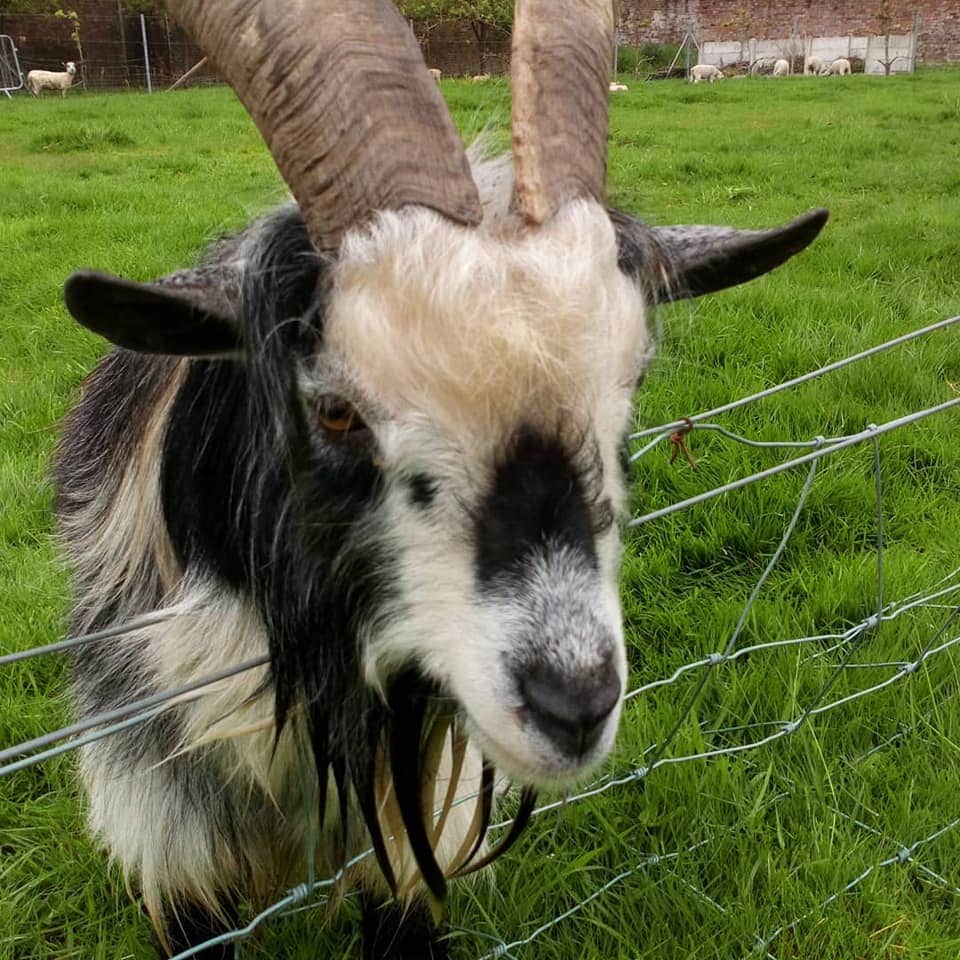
left=384, top=671, right=537, bottom=901
left=302, top=669, right=536, bottom=909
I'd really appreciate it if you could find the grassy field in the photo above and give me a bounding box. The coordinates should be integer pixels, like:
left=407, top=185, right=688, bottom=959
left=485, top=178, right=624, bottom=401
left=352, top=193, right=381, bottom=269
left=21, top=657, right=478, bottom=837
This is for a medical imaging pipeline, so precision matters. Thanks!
left=2, top=69, right=960, bottom=959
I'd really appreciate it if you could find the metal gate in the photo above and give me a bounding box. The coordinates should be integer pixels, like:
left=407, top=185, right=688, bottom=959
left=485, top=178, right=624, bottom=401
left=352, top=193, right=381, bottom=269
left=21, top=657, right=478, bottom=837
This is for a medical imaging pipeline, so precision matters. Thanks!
left=0, top=35, right=24, bottom=98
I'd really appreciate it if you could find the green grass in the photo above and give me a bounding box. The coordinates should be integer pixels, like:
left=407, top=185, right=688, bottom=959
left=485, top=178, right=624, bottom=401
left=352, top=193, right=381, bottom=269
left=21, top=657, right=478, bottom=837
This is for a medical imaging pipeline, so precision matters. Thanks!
left=2, top=72, right=960, bottom=959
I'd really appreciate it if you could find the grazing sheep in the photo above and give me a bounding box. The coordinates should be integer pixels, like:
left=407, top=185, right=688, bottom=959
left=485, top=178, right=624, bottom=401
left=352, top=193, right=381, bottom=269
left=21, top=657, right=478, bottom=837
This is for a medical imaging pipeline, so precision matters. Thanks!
left=821, top=57, right=851, bottom=76
left=471, top=73, right=490, bottom=82
left=57, top=0, right=828, bottom=957
left=773, top=58, right=790, bottom=77
left=428, top=67, right=441, bottom=83
left=26, top=60, right=77, bottom=96
left=690, top=63, right=724, bottom=83
left=609, top=81, right=628, bottom=91
left=804, top=55, right=824, bottom=75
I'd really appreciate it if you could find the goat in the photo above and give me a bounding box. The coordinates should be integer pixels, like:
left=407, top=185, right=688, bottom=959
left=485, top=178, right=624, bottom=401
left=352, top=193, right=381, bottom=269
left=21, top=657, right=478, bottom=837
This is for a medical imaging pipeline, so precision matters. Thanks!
left=804, top=55, right=824, bottom=75
left=822, top=57, right=852, bottom=76
left=773, top=58, right=790, bottom=77
left=56, top=1, right=828, bottom=957
left=690, top=63, right=724, bottom=84
left=26, top=60, right=76, bottom=96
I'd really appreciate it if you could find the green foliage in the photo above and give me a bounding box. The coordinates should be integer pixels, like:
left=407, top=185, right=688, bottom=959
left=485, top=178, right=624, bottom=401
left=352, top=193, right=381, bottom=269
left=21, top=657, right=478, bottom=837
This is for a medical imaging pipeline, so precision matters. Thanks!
left=617, top=41, right=682, bottom=75
left=0, top=0, right=60, bottom=12
left=2, top=72, right=960, bottom=959
left=395, top=0, right=512, bottom=30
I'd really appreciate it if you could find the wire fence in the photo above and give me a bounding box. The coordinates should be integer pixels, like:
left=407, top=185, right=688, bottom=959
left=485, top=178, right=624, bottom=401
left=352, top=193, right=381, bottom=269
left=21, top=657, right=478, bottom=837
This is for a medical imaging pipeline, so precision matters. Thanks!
left=2, top=7, right=954, bottom=96
left=1, top=11, right=213, bottom=92
left=2, top=313, right=959, bottom=957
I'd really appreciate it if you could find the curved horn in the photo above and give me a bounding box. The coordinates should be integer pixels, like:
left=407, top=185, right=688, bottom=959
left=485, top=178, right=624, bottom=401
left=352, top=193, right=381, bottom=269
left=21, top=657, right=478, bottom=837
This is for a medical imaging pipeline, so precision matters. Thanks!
left=166, top=0, right=481, bottom=250
left=511, top=0, right=614, bottom=225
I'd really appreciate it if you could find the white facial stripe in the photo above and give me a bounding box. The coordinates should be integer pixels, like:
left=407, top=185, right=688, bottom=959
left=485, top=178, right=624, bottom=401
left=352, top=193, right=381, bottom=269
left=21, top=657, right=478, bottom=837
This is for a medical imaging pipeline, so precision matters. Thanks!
left=325, top=198, right=648, bottom=458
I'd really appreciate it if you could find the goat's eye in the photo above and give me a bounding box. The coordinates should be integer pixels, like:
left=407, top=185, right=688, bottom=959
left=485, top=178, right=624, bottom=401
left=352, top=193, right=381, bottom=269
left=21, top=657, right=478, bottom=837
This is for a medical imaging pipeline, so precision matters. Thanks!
left=315, top=397, right=369, bottom=442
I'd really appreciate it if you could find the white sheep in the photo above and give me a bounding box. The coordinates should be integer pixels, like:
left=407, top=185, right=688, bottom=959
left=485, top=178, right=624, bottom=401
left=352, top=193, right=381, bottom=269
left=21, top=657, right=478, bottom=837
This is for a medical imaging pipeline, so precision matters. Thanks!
left=804, top=55, right=824, bottom=75
left=26, top=60, right=77, bottom=97
left=609, top=81, right=628, bottom=92
left=690, top=63, right=723, bottom=84
left=428, top=67, right=442, bottom=83
left=821, top=58, right=851, bottom=76
left=773, top=58, right=790, bottom=77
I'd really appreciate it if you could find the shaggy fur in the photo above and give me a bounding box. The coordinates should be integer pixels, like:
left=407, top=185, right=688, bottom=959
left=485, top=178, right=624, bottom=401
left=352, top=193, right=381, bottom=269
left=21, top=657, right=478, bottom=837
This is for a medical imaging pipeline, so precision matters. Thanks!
left=57, top=139, right=825, bottom=955
left=57, top=155, right=647, bottom=952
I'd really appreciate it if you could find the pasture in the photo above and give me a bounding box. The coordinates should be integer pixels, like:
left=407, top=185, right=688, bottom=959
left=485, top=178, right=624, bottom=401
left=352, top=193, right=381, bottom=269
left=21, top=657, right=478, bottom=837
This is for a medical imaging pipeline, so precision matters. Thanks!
left=2, top=69, right=960, bottom=959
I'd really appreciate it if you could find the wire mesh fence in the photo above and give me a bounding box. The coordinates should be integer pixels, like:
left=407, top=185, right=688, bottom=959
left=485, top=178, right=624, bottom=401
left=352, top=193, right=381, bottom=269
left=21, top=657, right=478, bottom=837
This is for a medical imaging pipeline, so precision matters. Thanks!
left=1, top=10, right=214, bottom=92
left=0, top=7, right=947, bottom=96
left=2, top=313, right=959, bottom=956
left=0, top=33, right=24, bottom=96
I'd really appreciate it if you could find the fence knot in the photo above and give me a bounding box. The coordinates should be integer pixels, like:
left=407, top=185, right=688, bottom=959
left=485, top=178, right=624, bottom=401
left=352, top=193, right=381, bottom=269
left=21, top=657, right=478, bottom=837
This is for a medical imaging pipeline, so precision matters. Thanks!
left=633, top=766, right=650, bottom=782
left=707, top=652, right=725, bottom=666
left=864, top=614, right=880, bottom=630
left=902, top=660, right=918, bottom=675
left=289, top=882, right=312, bottom=906
left=669, top=418, right=698, bottom=471
left=897, top=847, right=911, bottom=863
left=647, top=854, right=661, bottom=866
left=782, top=720, right=799, bottom=735
left=813, top=434, right=826, bottom=449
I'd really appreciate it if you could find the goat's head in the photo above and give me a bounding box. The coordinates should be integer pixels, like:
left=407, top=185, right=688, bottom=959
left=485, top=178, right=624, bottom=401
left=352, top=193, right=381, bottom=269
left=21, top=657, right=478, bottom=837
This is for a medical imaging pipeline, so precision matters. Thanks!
left=62, top=0, right=826, bottom=895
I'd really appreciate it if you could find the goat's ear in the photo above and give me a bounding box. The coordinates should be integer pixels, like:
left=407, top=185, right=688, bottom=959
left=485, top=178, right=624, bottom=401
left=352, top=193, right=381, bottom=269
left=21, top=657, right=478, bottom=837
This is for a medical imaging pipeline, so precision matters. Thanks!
left=611, top=208, right=829, bottom=304
left=64, top=268, right=243, bottom=356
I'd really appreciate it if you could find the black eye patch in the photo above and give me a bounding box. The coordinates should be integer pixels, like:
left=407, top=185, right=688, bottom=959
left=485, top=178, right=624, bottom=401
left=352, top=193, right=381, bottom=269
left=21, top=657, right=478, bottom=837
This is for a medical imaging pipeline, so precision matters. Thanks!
left=474, top=425, right=598, bottom=587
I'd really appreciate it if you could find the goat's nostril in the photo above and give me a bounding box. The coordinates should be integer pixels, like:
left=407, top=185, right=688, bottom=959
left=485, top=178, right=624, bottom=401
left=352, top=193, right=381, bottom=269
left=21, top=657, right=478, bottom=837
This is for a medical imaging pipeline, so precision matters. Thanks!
left=520, top=657, right=621, bottom=757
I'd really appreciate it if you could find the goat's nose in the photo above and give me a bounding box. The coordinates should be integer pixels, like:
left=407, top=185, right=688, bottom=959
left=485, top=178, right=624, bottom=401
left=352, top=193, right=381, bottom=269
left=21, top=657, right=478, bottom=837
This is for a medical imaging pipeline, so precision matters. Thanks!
left=520, top=655, right=621, bottom=758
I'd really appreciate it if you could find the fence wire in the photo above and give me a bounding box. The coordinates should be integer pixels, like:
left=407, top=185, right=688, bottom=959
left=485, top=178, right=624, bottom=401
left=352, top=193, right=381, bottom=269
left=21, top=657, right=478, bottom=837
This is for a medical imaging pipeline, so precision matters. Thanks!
left=2, top=314, right=959, bottom=957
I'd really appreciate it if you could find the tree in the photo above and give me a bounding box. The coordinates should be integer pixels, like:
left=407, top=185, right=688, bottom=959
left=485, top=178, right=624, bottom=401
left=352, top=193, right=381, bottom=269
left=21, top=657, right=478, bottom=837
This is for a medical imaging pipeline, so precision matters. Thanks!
left=396, top=0, right=513, bottom=31
left=396, top=0, right=513, bottom=72
left=875, top=0, right=907, bottom=75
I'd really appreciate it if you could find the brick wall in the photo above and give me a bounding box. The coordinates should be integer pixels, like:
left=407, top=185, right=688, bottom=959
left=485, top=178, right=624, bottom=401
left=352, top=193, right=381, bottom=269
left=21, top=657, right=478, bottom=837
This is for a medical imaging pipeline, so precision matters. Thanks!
left=619, top=0, right=960, bottom=63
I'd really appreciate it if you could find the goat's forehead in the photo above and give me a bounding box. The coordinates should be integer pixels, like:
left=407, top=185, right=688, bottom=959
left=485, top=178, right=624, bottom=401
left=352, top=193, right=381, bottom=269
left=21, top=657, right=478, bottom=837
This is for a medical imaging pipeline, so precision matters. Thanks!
left=323, top=202, right=648, bottom=443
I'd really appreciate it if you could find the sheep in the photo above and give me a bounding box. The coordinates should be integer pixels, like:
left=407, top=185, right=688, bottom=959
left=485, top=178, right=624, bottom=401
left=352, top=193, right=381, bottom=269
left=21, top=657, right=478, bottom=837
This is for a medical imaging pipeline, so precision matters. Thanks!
left=26, top=60, right=77, bottom=96
left=804, top=55, right=824, bottom=75
left=690, top=63, right=724, bottom=83
left=56, top=1, right=828, bottom=957
left=609, top=81, right=628, bottom=91
left=471, top=73, right=490, bottom=82
left=428, top=67, right=441, bottom=83
left=773, top=58, right=790, bottom=77
left=821, top=57, right=852, bottom=76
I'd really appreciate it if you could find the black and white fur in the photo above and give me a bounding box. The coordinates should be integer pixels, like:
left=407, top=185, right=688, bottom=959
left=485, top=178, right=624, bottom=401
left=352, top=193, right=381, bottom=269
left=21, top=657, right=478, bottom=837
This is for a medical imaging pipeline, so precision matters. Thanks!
left=57, top=152, right=826, bottom=958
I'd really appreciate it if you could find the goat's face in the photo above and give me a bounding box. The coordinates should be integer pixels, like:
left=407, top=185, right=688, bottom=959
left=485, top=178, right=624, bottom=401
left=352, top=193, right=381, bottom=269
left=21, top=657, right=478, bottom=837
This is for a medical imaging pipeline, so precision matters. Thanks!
left=300, top=202, right=647, bottom=785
